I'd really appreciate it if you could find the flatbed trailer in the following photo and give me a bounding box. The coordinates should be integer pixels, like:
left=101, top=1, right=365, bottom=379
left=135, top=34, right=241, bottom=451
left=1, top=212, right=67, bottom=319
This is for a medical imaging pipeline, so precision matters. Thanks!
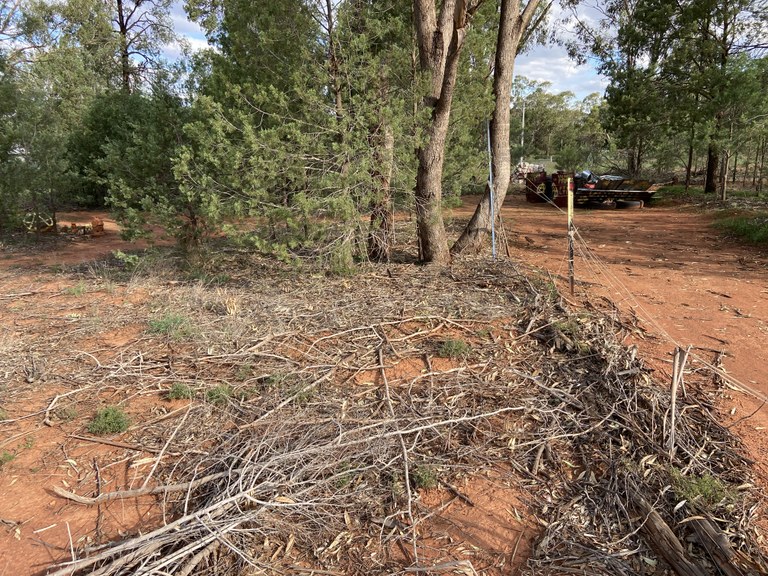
left=524, top=171, right=660, bottom=206
left=573, top=187, right=655, bottom=205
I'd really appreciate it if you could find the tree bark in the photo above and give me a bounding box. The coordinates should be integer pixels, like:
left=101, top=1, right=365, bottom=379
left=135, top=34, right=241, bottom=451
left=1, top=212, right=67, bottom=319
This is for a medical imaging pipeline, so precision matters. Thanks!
left=633, top=493, right=707, bottom=576
left=116, top=0, right=131, bottom=92
left=759, top=137, right=766, bottom=193
left=413, top=0, right=473, bottom=264
left=753, top=136, right=760, bottom=188
left=705, top=141, right=720, bottom=193
left=684, top=130, right=694, bottom=192
left=452, top=0, right=542, bottom=255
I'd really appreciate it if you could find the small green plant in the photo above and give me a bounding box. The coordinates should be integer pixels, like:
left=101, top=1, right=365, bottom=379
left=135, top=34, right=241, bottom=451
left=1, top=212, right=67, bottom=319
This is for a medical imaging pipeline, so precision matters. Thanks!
left=236, top=363, right=253, bottom=381
left=437, top=338, right=471, bottom=359
left=0, top=451, right=14, bottom=467
left=334, top=461, right=355, bottom=489
left=149, top=313, right=193, bottom=339
left=167, top=382, right=194, bottom=400
left=0, top=408, right=7, bottom=421
left=112, top=249, right=141, bottom=271
left=65, top=281, right=87, bottom=296
left=262, top=373, right=288, bottom=388
left=56, top=406, right=78, bottom=422
left=476, top=328, right=493, bottom=340
left=206, top=385, right=232, bottom=405
left=411, top=465, right=439, bottom=490
left=188, top=270, right=231, bottom=285
left=87, top=406, right=130, bottom=435
left=553, top=319, right=581, bottom=337
left=22, top=437, right=34, bottom=450
left=671, top=469, right=733, bottom=507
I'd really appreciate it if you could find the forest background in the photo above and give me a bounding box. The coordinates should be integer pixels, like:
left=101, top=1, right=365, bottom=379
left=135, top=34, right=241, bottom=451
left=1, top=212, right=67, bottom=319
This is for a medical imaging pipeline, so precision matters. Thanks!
left=0, top=0, right=766, bottom=267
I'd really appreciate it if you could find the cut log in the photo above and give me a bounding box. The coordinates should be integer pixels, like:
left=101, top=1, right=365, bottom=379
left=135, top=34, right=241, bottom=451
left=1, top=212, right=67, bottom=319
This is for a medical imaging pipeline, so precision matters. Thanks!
left=689, top=517, right=766, bottom=576
left=633, top=493, right=707, bottom=576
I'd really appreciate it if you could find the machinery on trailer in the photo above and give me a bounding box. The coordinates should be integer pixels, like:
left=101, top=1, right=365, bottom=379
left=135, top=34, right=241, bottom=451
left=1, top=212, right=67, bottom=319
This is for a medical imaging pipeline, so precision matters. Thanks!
left=523, top=170, right=660, bottom=207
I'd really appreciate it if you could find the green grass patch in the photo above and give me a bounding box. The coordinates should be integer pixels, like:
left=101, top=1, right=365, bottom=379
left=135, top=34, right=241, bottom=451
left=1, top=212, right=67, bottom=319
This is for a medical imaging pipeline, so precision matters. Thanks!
left=206, top=385, right=232, bottom=405
left=64, top=281, right=87, bottom=296
left=671, top=469, right=734, bottom=507
left=148, top=313, right=193, bottom=339
left=437, top=338, right=471, bottom=360
left=0, top=451, right=14, bottom=467
left=87, top=406, right=130, bottom=435
left=714, top=211, right=768, bottom=245
left=167, top=382, right=194, bottom=400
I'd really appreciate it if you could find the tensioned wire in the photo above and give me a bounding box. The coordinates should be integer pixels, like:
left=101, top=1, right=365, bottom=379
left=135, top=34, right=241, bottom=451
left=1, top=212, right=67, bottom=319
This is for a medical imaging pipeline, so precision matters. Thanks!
left=509, top=191, right=768, bottom=405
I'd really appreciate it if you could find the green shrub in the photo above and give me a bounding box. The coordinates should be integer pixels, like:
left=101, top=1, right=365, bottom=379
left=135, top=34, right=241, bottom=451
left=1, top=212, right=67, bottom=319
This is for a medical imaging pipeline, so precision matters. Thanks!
left=87, top=406, right=129, bottom=435
left=437, top=338, right=471, bottom=359
left=112, top=249, right=141, bottom=271
left=206, top=385, right=232, bottom=405
left=411, top=465, right=438, bottom=489
left=149, top=313, right=193, bottom=339
left=671, top=469, right=733, bottom=507
left=167, top=382, right=194, bottom=400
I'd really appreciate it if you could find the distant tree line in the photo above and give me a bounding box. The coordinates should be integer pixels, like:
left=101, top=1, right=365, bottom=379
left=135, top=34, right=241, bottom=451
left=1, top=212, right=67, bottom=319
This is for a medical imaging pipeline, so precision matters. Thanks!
left=0, top=0, right=765, bottom=266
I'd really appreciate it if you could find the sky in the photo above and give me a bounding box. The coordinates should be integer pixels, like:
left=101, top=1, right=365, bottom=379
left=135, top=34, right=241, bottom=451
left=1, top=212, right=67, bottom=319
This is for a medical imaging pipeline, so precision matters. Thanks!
left=166, top=2, right=609, bottom=101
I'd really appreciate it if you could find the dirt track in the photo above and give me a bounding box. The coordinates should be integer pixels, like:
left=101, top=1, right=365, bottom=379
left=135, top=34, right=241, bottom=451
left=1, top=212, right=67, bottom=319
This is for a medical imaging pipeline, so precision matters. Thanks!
left=456, top=192, right=768, bottom=482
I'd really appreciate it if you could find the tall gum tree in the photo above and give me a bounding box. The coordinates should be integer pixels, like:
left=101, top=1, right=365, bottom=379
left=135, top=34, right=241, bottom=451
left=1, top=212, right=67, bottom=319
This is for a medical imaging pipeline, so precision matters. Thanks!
left=413, top=0, right=480, bottom=264
left=452, top=0, right=543, bottom=254
left=112, top=0, right=175, bottom=92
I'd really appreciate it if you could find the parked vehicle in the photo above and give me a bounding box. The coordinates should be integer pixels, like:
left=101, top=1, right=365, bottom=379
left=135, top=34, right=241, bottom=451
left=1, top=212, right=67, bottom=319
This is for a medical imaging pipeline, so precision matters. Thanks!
left=524, top=170, right=659, bottom=207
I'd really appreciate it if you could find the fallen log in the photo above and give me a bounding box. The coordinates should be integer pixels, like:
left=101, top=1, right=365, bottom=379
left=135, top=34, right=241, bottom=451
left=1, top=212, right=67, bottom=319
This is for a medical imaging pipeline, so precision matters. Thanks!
left=633, top=493, right=706, bottom=576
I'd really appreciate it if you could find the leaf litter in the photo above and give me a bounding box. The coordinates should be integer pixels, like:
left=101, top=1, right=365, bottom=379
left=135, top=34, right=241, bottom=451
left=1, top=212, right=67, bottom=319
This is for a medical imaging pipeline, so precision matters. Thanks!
left=1, top=243, right=766, bottom=575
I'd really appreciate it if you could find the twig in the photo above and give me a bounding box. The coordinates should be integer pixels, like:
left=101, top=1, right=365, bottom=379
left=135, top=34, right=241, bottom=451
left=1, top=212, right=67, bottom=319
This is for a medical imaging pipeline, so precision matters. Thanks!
left=379, top=347, right=418, bottom=565
left=53, top=471, right=230, bottom=505
left=141, top=405, right=191, bottom=489
left=43, top=388, right=87, bottom=426
left=437, top=478, right=475, bottom=506
left=69, top=434, right=159, bottom=454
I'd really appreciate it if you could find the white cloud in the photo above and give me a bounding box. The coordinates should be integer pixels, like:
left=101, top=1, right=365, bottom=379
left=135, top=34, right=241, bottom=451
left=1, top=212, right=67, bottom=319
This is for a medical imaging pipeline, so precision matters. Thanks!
left=513, top=2, right=610, bottom=99
left=170, top=4, right=207, bottom=40
left=163, top=1, right=208, bottom=60
left=516, top=44, right=607, bottom=99
left=163, top=36, right=210, bottom=60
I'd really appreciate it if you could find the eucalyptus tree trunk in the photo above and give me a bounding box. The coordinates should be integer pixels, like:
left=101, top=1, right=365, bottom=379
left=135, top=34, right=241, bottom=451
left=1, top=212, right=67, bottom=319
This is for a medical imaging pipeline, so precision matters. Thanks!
left=413, top=0, right=474, bottom=264
left=705, top=141, right=720, bottom=193
left=452, top=0, right=543, bottom=255
left=116, top=0, right=131, bottom=92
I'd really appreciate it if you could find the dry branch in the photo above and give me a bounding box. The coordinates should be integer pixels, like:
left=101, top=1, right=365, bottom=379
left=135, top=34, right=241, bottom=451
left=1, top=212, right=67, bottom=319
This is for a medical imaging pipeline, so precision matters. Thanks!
left=36, top=255, right=765, bottom=576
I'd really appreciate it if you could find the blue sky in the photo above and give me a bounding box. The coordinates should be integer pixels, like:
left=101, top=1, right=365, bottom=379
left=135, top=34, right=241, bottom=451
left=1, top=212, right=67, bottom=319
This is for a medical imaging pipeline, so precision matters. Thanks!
left=166, top=2, right=608, bottom=100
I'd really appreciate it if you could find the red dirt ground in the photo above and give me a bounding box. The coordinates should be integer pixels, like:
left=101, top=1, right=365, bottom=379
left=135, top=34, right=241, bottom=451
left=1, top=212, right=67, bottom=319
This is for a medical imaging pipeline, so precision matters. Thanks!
left=1, top=197, right=767, bottom=574
left=456, top=193, right=768, bottom=491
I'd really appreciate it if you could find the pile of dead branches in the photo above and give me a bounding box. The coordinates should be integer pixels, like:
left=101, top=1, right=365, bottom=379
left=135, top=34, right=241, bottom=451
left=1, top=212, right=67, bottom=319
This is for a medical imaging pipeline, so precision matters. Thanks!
left=46, top=255, right=766, bottom=575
